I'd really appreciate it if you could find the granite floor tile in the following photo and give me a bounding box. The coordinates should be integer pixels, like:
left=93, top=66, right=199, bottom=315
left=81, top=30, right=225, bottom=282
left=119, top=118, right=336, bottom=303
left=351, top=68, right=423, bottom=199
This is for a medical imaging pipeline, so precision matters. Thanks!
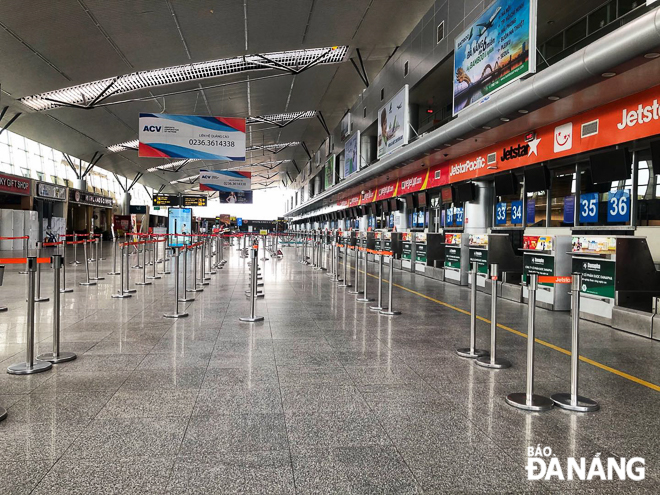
left=0, top=460, right=53, bottom=495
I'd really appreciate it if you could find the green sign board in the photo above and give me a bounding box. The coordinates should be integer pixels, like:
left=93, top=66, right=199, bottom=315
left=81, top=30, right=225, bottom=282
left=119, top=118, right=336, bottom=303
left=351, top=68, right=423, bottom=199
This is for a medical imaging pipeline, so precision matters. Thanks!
left=415, top=243, right=427, bottom=263
left=523, top=254, right=555, bottom=286
left=571, top=258, right=615, bottom=299
left=402, top=241, right=412, bottom=260
left=468, top=248, right=488, bottom=274
left=444, top=245, right=461, bottom=269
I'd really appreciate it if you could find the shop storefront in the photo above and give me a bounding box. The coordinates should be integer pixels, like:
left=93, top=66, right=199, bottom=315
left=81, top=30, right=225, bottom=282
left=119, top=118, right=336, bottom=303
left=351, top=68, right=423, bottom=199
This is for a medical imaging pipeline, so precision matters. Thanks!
left=0, top=172, right=37, bottom=250
left=67, top=188, right=114, bottom=237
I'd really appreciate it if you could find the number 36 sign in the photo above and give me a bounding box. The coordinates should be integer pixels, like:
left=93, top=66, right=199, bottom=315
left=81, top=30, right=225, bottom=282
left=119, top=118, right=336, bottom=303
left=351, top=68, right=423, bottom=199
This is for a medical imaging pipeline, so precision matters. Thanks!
left=608, top=190, right=629, bottom=223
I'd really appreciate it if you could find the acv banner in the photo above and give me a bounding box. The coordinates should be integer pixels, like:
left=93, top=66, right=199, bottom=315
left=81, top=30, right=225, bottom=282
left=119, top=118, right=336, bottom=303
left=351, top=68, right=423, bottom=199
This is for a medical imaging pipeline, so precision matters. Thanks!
left=139, top=113, right=246, bottom=160
left=200, top=170, right=253, bottom=204
left=453, top=0, right=537, bottom=114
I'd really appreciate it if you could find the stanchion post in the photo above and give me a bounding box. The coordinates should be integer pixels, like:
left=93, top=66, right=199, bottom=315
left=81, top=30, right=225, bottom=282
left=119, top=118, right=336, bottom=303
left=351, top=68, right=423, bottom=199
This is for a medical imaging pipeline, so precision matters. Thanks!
left=348, top=247, right=363, bottom=295
left=456, top=262, right=488, bottom=358
left=34, top=242, right=49, bottom=302
left=108, top=237, right=120, bottom=275
left=91, top=238, right=104, bottom=281
left=506, top=274, right=554, bottom=412
left=338, top=243, right=350, bottom=287
left=148, top=241, right=161, bottom=280
left=380, top=256, right=401, bottom=316
left=79, top=241, right=96, bottom=286
left=19, top=236, right=29, bottom=274
left=208, top=237, right=217, bottom=275
left=164, top=247, right=188, bottom=318
left=60, top=237, right=73, bottom=293
left=37, top=254, right=76, bottom=363
left=199, top=240, right=209, bottom=285
left=112, top=243, right=132, bottom=298
left=70, top=233, right=81, bottom=264
left=551, top=274, right=599, bottom=412
left=476, top=263, right=510, bottom=369
left=178, top=244, right=194, bottom=302
left=240, top=245, right=264, bottom=322
left=187, top=243, right=203, bottom=293
left=370, top=253, right=385, bottom=311
left=8, top=257, right=53, bottom=375
left=357, top=249, right=374, bottom=303
left=135, top=240, right=152, bottom=286
left=123, top=241, right=137, bottom=293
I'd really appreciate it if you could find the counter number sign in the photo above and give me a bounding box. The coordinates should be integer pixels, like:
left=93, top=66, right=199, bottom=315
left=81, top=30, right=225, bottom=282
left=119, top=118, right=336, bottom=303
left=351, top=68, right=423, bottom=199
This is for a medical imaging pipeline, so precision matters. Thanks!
left=579, top=192, right=599, bottom=223
left=496, top=202, right=507, bottom=225
left=511, top=200, right=523, bottom=225
left=607, top=190, right=629, bottom=223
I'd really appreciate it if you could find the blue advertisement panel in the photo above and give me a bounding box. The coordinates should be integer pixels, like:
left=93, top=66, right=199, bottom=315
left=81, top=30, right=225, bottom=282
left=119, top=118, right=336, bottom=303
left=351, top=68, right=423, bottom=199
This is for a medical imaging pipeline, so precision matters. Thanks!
left=579, top=192, right=599, bottom=223
left=218, top=191, right=253, bottom=204
left=511, top=200, right=523, bottom=225
left=607, top=190, right=630, bottom=223
left=344, top=131, right=360, bottom=178
left=564, top=196, right=575, bottom=224
left=526, top=199, right=536, bottom=225
left=139, top=114, right=246, bottom=160
left=453, top=0, right=537, bottom=114
left=168, top=208, right=192, bottom=247
left=495, top=202, right=507, bottom=225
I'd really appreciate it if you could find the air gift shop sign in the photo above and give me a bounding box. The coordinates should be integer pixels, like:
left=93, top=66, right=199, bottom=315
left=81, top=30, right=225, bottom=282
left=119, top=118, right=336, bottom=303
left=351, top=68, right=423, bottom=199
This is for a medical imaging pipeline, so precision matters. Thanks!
left=139, top=113, right=246, bottom=160
left=453, top=0, right=537, bottom=114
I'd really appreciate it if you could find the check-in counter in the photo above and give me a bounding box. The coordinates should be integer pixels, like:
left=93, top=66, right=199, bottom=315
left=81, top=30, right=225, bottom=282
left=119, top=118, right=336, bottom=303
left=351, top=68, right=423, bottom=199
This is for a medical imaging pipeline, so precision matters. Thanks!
left=365, top=231, right=377, bottom=262
left=467, top=234, right=489, bottom=291
left=443, top=233, right=469, bottom=285
left=413, top=232, right=427, bottom=274
left=382, top=231, right=403, bottom=268
left=371, top=231, right=383, bottom=261
left=522, top=235, right=571, bottom=311
left=425, top=232, right=445, bottom=281
left=401, top=232, right=414, bottom=271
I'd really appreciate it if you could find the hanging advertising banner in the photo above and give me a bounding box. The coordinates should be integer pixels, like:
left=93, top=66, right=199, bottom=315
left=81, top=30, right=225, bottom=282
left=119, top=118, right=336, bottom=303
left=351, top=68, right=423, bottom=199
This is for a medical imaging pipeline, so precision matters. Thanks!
left=344, top=131, right=360, bottom=178
left=377, top=85, right=409, bottom=159
left=200, top=170, right=252, bottom=204
left=453, top=0, right=537, bottom=114
left=138, top=113, right=246, bottom=160
left=340, top=113, right=351, bottom=141
left=324, top=156, right=335, bottom=190
left=168, top=208, right=192, bottom=247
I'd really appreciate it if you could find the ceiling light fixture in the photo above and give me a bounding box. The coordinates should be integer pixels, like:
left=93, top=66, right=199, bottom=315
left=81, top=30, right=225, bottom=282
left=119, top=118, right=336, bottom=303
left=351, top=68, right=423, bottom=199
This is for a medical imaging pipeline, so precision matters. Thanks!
left=644, top=53, right=660, bottom=59
left=20, top=47, right=348, bottom=111
left=601, top=72, right=617, bottom=78
left=547, top=96, right=560, bottom=101
left=518, top=109, right=529, bottom=114
left=482, top=126, right=492, bottom=130
left=500, top=117, right=510, bottom=122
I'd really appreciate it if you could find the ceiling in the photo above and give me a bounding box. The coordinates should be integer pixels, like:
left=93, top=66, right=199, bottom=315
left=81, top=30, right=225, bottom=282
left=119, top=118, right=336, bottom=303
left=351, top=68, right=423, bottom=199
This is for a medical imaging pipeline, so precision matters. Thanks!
left=0, top=0, right=435, bottom=193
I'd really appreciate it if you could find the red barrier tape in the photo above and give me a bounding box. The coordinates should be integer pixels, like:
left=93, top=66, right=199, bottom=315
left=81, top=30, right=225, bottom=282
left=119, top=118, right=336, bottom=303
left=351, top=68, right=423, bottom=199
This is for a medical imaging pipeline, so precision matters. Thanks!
left=0, top=236, right=29, bottom=240
left=43, top=241, right=63, bottom=247
left=0, top=257, right=51, bottom=264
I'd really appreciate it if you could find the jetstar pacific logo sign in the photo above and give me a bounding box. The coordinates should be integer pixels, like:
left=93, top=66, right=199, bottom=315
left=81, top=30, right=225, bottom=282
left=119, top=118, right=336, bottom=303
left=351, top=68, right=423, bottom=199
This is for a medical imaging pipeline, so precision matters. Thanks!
left=450, top=156, right=485, bottom=177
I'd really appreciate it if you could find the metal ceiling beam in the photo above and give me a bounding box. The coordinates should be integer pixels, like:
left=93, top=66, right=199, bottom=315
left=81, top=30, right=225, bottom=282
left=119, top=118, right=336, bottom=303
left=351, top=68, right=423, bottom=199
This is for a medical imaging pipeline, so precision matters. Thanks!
left=142, top=184, right=152, bottom=200
left=157, top=184, right=166, bottom=194
left=0, top=106, right=8, bottom=123
left=0, top=112, right=21, bottom=137
left=127, top=173, right=143, bottom=192
left=350, top=48, right=369, bottom=88
left=317, top=111, right=330, bottom=136
left=301, top=142, right=312, bottom=160
left=64, top=154, right=80, bottom=179
left=112, top=172, right=127, bottom=192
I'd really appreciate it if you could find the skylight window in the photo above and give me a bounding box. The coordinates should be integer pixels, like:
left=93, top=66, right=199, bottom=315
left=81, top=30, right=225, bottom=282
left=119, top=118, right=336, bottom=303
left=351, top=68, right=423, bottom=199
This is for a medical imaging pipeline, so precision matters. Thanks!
left=20, top=48, right=347, bottom=111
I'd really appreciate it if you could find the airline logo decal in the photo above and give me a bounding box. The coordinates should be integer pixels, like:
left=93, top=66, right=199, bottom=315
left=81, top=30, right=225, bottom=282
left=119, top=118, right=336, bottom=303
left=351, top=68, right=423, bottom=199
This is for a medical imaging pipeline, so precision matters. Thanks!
left=554, top=122, right=573, bottom=152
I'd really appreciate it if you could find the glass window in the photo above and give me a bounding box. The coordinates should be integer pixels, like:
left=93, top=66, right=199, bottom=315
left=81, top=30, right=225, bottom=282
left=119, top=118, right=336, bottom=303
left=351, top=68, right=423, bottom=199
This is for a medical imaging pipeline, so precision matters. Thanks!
left=36, top=171, right=44, bottom=181
left=565, top=18, right=587, bottom=47
left=20, top=167, right=31, bottom=178
left=588, top=4, right=611, bottom=34
left=549, top=165, right=576, bottom=227
left=545, top=33, right=564, bottom=59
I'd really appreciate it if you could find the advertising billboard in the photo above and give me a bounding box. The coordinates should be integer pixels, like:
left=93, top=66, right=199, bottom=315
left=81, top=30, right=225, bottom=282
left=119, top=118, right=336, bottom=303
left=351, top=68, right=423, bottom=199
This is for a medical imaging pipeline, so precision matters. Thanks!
left=139, top=113, right=246, bottom=160
left=453, top=0, right=537, bottom=114
left=377, top=85, right=409, bottom=159
left=344, top=131, right=360, bottom=178
left=199, top=170, right=252, bottom=203
left=340, top=113, right=351, bottom=141
left=324, top=155, right=335, bottom=190
left=168, top=208, right=192, bottom=247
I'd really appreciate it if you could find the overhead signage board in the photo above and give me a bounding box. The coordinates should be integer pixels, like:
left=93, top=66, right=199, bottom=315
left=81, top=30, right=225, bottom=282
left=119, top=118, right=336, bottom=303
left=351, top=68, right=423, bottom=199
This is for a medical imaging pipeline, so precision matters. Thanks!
left=168, top=208, right=192, bottom=248
left=182, top=195, right=208, bottom=207
left=453, top=0, right=537, bottom=115
left=69, top=189, right=113, bottom=207
left=0, top=172, right=31, bottom=196
left=377, top=85, right=409, bottom=159
left=200, top=170, right=252, bottom=204
left=344, top=131, right=360, bottom=178
left=153, top=194, right=178, bottom=207
left=36, top=181, right=66, bottom=201
left=340, top=113, right=351, bottom=141
left=138, top=113, right=246, bottom=161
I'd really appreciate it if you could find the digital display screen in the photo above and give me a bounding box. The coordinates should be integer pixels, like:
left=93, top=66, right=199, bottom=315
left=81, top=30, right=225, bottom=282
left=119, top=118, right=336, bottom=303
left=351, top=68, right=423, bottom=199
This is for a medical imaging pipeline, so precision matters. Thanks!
left=168, top=208, right=192, bottom=247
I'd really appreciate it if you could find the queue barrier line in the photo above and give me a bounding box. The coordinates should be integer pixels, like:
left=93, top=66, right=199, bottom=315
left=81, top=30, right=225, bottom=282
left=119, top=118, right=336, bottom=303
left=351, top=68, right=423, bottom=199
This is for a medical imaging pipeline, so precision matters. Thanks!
left=0, top=236, right=29, bottom=240
left=335, top=260, right=660, bottom=394
left=0, top=257, right=51, bottom=264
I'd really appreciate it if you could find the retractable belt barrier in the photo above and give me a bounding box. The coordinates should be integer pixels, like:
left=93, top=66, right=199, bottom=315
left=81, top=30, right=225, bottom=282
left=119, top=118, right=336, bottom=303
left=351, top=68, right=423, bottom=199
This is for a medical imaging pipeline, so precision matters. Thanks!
left=457, top=262, right=488, bottom=359
left=240, top=244, right=264, bottom=322
left=475, top=264, right=511, bottom=370
left=0, top=236, right=30, bottom=275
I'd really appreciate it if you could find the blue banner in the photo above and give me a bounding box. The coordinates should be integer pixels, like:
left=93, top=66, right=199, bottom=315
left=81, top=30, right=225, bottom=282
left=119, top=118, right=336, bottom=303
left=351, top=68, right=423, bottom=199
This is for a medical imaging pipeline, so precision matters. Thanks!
left=564, top=196, right=575, bottom=224
left=526, top=199, right=536, bottom=225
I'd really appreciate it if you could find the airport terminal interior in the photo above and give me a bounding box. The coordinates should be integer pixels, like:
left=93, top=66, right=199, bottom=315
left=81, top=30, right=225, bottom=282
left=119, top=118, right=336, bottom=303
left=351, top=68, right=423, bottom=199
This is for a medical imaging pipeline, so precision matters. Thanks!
left=2, top=0, right=660, bottom=493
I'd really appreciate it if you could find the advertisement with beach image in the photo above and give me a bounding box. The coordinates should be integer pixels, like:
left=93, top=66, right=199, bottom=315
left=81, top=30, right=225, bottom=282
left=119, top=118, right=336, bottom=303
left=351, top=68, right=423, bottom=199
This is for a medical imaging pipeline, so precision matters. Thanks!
left=377, top=85, right=409, bottom=159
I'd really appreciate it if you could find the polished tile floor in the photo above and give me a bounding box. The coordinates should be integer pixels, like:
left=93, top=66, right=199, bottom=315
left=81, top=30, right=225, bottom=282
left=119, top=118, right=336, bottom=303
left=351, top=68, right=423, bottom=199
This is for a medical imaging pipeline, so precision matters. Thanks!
left=0, top=241, right=659, bottom=493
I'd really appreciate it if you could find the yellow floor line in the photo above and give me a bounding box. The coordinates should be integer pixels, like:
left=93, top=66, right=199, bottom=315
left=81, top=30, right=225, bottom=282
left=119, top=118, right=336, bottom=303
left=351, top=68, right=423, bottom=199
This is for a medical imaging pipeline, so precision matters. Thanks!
left=336, top=260, right=660, bottom=393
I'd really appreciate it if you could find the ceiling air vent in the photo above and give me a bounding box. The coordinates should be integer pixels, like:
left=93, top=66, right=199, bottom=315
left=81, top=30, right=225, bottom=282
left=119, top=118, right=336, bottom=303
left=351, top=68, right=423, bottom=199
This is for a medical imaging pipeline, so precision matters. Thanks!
left=581, top=119, right=599, bottom=138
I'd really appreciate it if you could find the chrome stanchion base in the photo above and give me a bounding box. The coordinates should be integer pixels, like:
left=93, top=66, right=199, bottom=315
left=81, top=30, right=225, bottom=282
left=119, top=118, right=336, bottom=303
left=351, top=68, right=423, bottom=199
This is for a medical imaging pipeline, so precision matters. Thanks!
left=475, top=356, right=511, bottom=369
left=178, top=297, right=195, bottom=302
left=112, top=292, right=132, bottom=299
left=68, top=261, right=81, bottom=265
left=123, top=288, right=137, bottom=294
left=506, top=393, right=554, bottom=412
left=199, top=280, right=209, bottom=286
left=357, top=296, right=374, bottom=303
left=0, top=307, right=7, bottom=312
left=337, top=282, right=351, bottom=288
left=347, top=289, right=363, bottom=295
left=60, top=288, right=73, bottom=293
left=239, top=316, right=265, bottom=322
left=456, top=348, right=488, bottom=359
left=369, top=305, right=385, bottom=311
left=550, top=393, right=599, bottom=412
left=379, top=309, right=401, bottom=316
left=90, top=277, right=105, bottom=281
left=34, top=297, right=50, bottom=303
left=107, top=271, right=120, bottom=275
left=79, top=282, right=97, bottom=286
left=0, top=407, right=6, bottom=421
left=187, top=288, right=204, bottom=293
left=36, top=351, right=77, bottom=364
left=147, top=275, right=161, bottom=280
left=135, top=281, right=152, bottom=286
left=164, top=312, right=188, bottom=318
left=7, top=360, right=52, bottom=375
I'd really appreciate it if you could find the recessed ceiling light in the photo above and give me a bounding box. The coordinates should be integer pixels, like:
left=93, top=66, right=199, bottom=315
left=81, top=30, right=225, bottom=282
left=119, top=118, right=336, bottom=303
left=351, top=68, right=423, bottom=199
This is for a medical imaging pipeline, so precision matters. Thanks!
left=601, top=72, right=617, bottom=78
left=547, top=96, right=560, bottom=101
left=500, top=117, right=510, bottom=122
left=482, top=126, right=492, bottom=130
left=518, top=109, right=529, bottom=114
left=456, top=138, right=464, bottom=141
left=644, top=53, right=660, bottom=59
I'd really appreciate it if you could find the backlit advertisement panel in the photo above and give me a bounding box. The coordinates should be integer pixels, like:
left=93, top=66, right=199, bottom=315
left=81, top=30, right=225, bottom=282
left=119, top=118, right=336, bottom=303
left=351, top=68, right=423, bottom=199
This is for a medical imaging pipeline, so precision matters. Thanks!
left=344, top=131, right=360, bottom=178
left=453, top=0, right=537, bottom=114
left=377, top=85, right=409, bottom=159
left=168, top=208, right=192, bottom=247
